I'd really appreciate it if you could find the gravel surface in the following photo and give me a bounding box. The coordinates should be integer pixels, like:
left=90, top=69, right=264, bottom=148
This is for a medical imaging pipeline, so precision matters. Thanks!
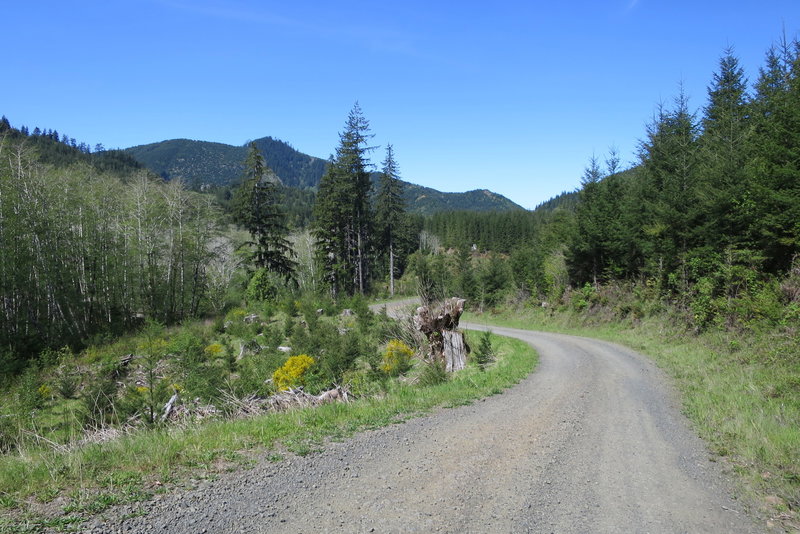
left=85, top=324, right=765, bottom=533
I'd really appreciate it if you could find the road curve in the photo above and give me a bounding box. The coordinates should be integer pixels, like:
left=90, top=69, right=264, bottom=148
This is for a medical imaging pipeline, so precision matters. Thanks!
left=91, top=324, right=763, bottom=533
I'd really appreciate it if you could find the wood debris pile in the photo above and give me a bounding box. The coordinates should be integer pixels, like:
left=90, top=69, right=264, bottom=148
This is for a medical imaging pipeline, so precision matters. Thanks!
left=163, top=386, right=352, bottom=421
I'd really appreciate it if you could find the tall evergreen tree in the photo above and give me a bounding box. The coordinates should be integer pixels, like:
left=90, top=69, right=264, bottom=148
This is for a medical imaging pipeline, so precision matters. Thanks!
left=234, top=142, right=296, bottom=282
left=312, top=103, right=374, bottom=296
left=636, top=89, right=701, bottom=284
left=375, top=144, right=406, bottom=296
left=569, top=153, right=634, bottom=284
left=746, top=39, right=800, bottom=271
left=697, top=47, right=752, bottom=252
left=571, top=155, right=606, bottom=285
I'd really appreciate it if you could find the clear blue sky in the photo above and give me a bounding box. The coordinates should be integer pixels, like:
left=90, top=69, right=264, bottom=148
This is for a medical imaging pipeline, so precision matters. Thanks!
left=4, top=1, right=798, bottom=209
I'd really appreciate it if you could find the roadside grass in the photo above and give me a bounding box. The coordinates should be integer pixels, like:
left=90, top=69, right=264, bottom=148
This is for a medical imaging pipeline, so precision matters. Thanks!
left=464, top=307, right=800, bottom=522
left=0, top=335, right=535, bottom=532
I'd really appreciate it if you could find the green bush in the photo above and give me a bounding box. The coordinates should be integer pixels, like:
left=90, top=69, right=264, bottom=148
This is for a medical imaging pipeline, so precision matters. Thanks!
left=260, top=324, right=284, bottom=351
left=418, top=358, right=448, bottom=387
left=280, top=296, right=299, bottom=318
left=16, top=367, right=45, bottom=412
left=343, top=294, right=373, bottom=330
left=245, top=268, right=277, bottom=303
left=235, top=350, right=284, bottom=396
left=81, top=377, right=119, bottom=428
left=473, top=331, right=495, bottom=370
left=0, top=415, right=19, bottom=453
left=299, top=297, right=321, bottom=331
left=341, top=368, right=383, bottom=397
left=180, top=354, right=229, bottom=402
left=55, top=365, right=80, bottom=399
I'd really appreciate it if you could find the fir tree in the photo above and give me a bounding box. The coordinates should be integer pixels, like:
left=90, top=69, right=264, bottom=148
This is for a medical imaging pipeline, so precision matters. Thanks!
left=474, top=330, right=495, bottom=371
left=697, top=47, right=752, bottom=252
left=234, top=142, right=296, bottom=282
left=746, top=39, right=800, bottom=271
left=636, top=88, right=701, bottom=284
left=571, top=155, right=606, bottom=285
left=375, top=144, right=406, bottom=296
left=312, top=103, right=374, bottom=297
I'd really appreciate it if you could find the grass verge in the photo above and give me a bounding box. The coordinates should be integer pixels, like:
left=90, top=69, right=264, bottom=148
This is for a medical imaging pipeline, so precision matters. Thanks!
left=464, top=307, right=799, bottom=528
left=0, top=335, right=536, bottom=533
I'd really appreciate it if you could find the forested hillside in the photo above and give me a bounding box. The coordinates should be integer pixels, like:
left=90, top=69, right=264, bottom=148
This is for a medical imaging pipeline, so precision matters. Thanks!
left=0, top=122, right=224, bottom=371
left=401, top=184, right=523, bottom=215
left=126, top=137, right=522, bottom=215
left=0, top=117, right=144, bottom=177
left=126, top=136, right=326, bottom=190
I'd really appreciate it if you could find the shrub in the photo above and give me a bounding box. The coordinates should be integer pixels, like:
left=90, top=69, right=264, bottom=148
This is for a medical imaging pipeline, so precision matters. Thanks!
left=235, top=350, right=284, bottom=396
left=343, top=294, right=373, bottom=330
left=273, top=354, right=315, bottom=391
left=173, top=340, right=229, bottom=402
left=0, top=415, right=19, bottom=453
left=245, top=268, right=277, bottom=303
left=204, top=343, right=225, bottom=359
left=283, top=315, right=295, bottom=338
left=417, top=358, right=448, bottom=387
left=381, top=340, right=414, bottom=376
left=341, top=368, right=379, bottom=397
left=168, top=328, right=207, bottom=357
left=261, top=323, right=284, bottom=350
left=37, top=384, right=52, bottom=401
left=312, top=330, right=373, bottom=390
left=82, top=377, right=119, bottom=428
left=280, top=296, right=299, bottom=318
left=16, top=367, right=44, bottom=412
left=473, top=331, right=495, bottom=370
left=299, top=297, right=321, bottom=331
left=55, top=364, right=80, bottom=399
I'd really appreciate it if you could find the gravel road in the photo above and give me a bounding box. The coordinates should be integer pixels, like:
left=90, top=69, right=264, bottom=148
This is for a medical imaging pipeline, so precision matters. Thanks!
left=87, top=322, right=764, bottom=533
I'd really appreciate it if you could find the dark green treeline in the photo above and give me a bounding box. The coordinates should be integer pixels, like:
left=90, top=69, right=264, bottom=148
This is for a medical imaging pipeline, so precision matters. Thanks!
left=424, top=39, right=799, bottom=309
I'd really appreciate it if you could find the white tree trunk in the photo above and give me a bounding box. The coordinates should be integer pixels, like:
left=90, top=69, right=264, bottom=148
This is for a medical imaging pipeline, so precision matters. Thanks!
left=389, top=243, right=395, bottom=297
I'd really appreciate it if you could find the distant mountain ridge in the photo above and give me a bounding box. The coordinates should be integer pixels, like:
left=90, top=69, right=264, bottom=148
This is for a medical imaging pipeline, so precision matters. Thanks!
left=125, top=137, right=326, bottom=189
left=125, top=137, right=523, bottom=214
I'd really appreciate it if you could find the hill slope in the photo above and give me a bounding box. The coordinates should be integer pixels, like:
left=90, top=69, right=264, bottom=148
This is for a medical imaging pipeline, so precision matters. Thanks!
left=126, top=137, right=325, bottom=188
left=401, top=183, right=523, bottom=214
left=126, top=137, right=522, bottom=214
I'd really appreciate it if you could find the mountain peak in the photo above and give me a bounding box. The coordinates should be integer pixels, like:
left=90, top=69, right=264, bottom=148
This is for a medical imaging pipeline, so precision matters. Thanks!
left=125, top=137, right=523, bottom=214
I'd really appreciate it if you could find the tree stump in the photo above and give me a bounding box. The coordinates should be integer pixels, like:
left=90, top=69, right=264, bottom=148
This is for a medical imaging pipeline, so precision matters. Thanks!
left=414, top=297, right=470, bottom=372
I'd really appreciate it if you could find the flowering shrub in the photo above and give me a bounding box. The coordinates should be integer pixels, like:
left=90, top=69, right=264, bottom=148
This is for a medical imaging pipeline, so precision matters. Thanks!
left=204, top=343, right=225, bottom=358
left=273, top=354, right=315, bottom=391
left=381, top=340, right=414, bottom=376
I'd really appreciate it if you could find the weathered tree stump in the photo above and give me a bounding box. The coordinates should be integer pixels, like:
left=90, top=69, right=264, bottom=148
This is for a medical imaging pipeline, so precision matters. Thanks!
left=414, top=297, right=470, bottom=372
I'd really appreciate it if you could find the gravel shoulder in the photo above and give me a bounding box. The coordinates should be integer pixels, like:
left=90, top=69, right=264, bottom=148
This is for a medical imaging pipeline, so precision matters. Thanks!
left=88, top=324, right=765, bottom=533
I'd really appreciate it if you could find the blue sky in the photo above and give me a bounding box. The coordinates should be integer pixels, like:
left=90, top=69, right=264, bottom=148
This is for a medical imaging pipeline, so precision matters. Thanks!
left=4, top=1, right=799, bottom=209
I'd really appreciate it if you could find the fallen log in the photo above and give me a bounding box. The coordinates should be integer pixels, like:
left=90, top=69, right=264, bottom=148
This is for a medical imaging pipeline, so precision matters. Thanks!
left=161, top=392, right=179, bottom=422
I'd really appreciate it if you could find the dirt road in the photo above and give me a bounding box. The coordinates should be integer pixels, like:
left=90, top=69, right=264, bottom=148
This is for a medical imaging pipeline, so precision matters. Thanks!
left=90, top=323, right=763, bottom=533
